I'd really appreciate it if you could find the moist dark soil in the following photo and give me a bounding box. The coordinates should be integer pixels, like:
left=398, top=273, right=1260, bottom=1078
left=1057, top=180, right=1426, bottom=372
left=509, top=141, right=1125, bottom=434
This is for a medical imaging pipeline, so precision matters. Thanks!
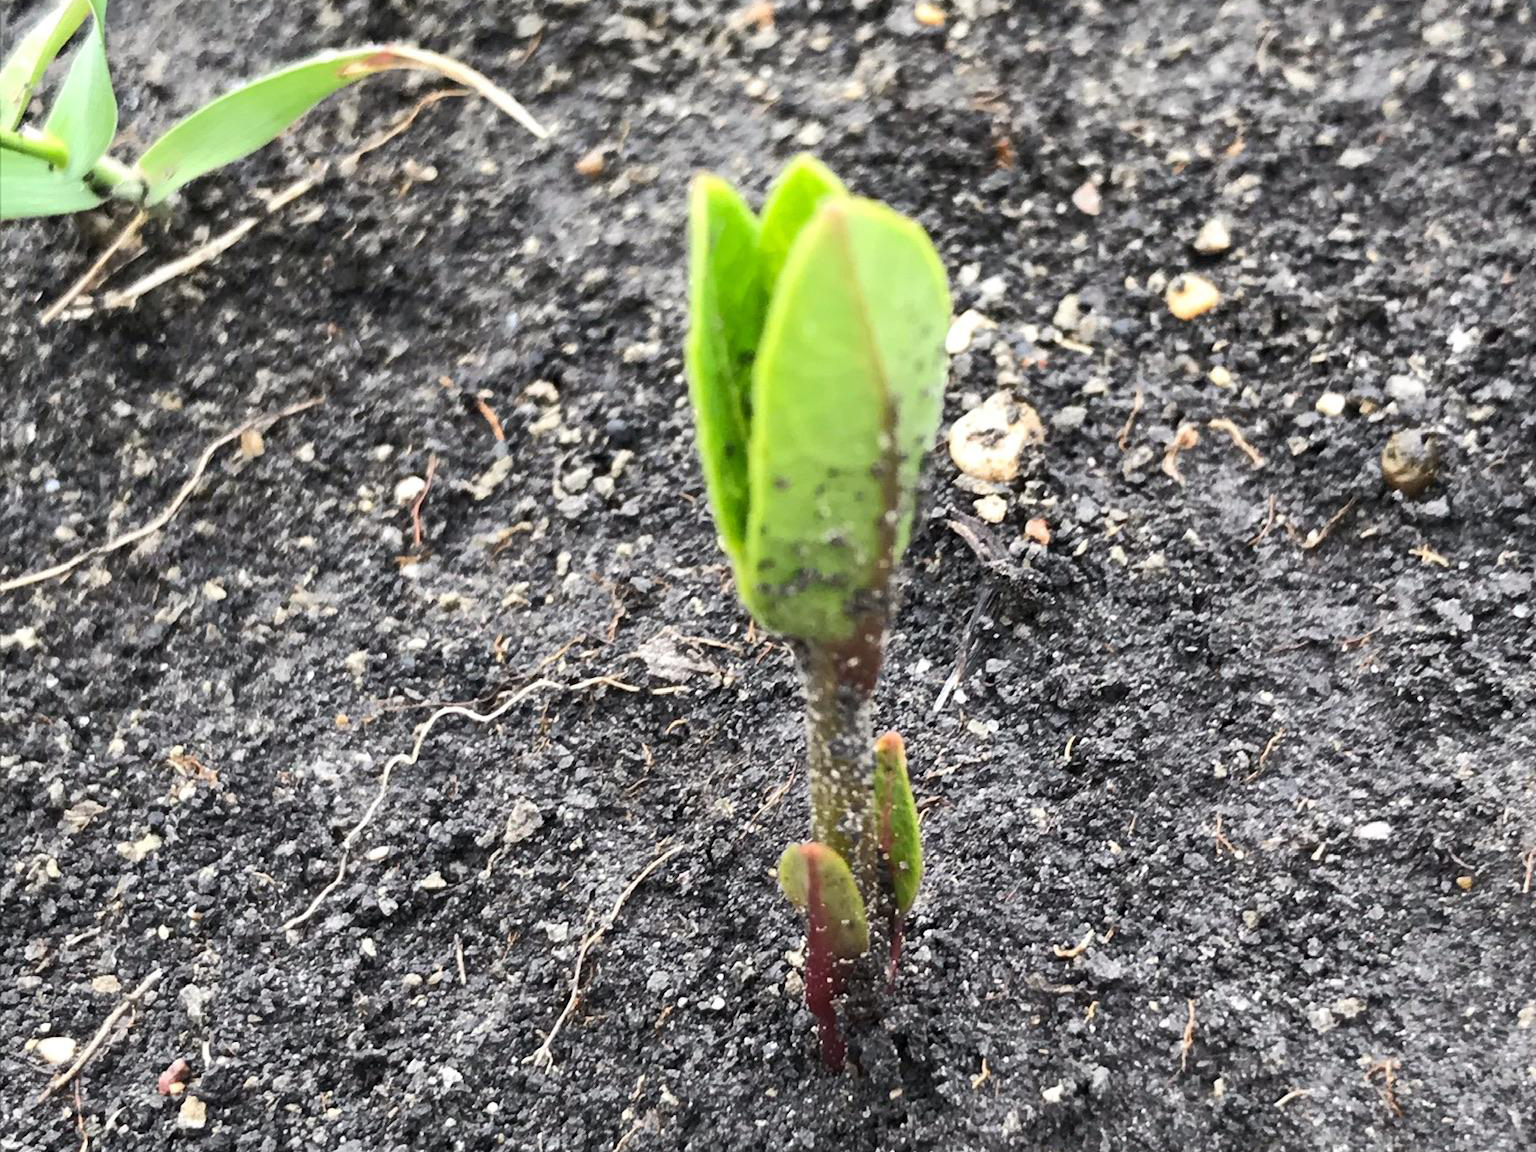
left=3, top=0, right=1535, bottom=1149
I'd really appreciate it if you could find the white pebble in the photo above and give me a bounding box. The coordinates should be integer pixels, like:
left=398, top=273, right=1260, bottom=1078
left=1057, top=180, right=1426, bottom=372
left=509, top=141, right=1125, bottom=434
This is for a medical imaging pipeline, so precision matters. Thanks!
left=948, top=392, right=1045, bottom=483
left=1192, top=217, right=1231, bottom=254
left=1315, top=392, right=1347, bottom=417
left=35, top=1036, right=77, bottom=1065
left=177, top=1096, right=207, bottom=1130
left=945, top=309, right=993, bottom=355
left=394, top=476, right=427, bottom=506
left=973, top=494, right=1008, bottom=524
left=1354, top=820, right=1392, bottom=842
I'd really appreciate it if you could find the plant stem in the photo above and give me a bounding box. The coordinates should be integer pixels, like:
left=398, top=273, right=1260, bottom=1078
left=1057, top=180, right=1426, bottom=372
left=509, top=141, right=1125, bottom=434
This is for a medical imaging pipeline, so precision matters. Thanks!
left=0, top=125, right=70, bottom=168
left=85, top=153, right=144, bottom=201
left=800, top=632, right=883, bottom=895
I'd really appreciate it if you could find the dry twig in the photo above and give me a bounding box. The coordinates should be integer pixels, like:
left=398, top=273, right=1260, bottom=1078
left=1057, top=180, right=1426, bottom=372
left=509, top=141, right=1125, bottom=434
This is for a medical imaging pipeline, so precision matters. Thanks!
left=528, top=844, right=686, bottom=1071
left=1247, top=494, right=1278, bottom=547
left=1365, top=1057, right=1403, bottom=1117
left=280, top=675, right=643, bottom=934
left=96, top=172, right=322, bottom=311
left=1180, top=997, right=1197, bottom=1072
left=1117, top=388, right=1144, bottom=451
left=1, top=398, right=322, bottom=594
left=40, top=210, right=148, bottom=324
left=1300, top=497, right=1358, bottom=550
left=39, top=969, right=164, bottom=1101
left=410, top=455, right=439, bottom=548
left=1207, top=418, right=1266, bottom=469
left=1162, top=424, right=1201, bottom=485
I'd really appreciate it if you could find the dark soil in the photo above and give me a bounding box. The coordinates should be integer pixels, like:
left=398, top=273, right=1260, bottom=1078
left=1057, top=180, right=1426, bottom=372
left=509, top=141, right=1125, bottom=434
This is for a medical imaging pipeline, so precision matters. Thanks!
left=4, top=0, right=1535, bottom=1149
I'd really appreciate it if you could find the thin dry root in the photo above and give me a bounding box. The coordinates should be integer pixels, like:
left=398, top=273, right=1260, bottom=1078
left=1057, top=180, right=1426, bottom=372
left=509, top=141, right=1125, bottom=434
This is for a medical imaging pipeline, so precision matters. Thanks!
left=1, top=399, right=322, bottom=594
left=527, top=844, right=686, bottom=1071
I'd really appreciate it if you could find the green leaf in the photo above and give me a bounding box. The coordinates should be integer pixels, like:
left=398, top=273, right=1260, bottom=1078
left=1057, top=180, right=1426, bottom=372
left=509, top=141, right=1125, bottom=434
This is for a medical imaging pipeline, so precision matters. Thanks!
left=133, top=45, right=407, bottom=206
left=757, top=152, right=844, bottom=292
left=684, top=172, right=766, bottom=563
left=42, top=0, right=115, bottom=178
left=0, top=0, right=90, bottom=131
left=777, top=841, right=869, bottom=961
left=0, top=147, right=102, bottom=218
left=873, top=730, right=921, bottom=917
left=744, top=195, right=949, bottom=641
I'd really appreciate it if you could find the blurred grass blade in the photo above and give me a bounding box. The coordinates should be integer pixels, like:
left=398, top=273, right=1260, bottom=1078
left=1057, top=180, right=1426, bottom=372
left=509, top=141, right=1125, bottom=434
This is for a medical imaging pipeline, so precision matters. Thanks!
left=135, top=43, right=548, bottom=207
left=0, top=149, right=103, bottom=218
left=0, top=0, right=90, bottom=131
left=42, top=0, right=116, bottom=177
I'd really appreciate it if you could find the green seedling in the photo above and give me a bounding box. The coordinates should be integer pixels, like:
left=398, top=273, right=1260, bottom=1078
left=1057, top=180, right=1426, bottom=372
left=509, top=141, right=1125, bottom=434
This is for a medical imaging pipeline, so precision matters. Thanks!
left=0, top=0, right=545, bottom=221
left=686, top=154, right=948, bottom=1067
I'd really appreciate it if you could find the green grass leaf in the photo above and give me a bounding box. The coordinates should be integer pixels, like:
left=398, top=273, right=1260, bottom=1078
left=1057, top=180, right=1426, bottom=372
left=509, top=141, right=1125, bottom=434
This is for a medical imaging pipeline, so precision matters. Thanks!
left=133, top=44, right=545, bottom=208
left=42, top=0, right=115, bottom=178
left=0, top=0, right=90, bottom=131
left=684, top=173, right=766, bottom=564
left=0, top=148, right=103, bottom=218
left=133, top=46, right=407, bottom=206
left=744, top=195, right=949, bottom=641
left=757, top=152, right=844, bottom=292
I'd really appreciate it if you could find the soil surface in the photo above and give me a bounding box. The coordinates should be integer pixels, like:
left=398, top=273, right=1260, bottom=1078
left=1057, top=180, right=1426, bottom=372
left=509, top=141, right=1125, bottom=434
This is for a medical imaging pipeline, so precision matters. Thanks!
left=3, top=0, right=1535, bottom=1149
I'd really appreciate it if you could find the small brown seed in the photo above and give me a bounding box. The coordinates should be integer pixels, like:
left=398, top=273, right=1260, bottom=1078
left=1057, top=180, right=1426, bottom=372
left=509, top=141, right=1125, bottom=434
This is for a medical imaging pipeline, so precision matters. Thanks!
left=1381, top=430, right=1437, bottom=498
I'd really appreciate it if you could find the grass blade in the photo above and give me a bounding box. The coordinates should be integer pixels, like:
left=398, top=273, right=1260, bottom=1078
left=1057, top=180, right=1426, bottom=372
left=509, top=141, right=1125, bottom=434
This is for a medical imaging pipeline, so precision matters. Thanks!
left=0, top=0, right=90, bottom=131
left=135, top=43, right=547, bottom=207
left=42, top=0, right=116, bottom=177
left=0, top=149, right=103, bottom=218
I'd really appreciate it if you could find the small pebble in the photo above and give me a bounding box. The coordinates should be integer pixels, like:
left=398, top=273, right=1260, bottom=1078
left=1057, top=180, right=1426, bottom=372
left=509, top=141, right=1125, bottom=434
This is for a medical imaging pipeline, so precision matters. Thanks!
left=1071, top=180, right=1101, bottom=216
left=35, top=1036, right=77, bottom=1065
left=1381, top=430, right=1437, bottom=497
left=1052, top=405, right=1088, bottom=432
left=1314, top=392, right=1347, bottom=417
left=158, top=1057, right=192, bottom=1095
left=1354, top=820, right=1392, bottom=842
left=1192, top=217, right=1231, bottom=254
left=973, top=494, right=1008, bottom=524
left=1208, top=365, right=1233, bottom=388
left=574, top=147, right=606, bottom=178
left=393, top=476, right=427, bottom=506
left=948, top=393, right=1044, bottom=483
left=913, top=1, right=945, bottom=26
left=945, top=309, right=992, bottom=355
left=418, top=871, right=448, bottom=892
left=1385, top=375, right=1426, bottom=409
left=1165, top=274, right=1220, bottom=320
left=177, top=1096, right=207, bottom=1131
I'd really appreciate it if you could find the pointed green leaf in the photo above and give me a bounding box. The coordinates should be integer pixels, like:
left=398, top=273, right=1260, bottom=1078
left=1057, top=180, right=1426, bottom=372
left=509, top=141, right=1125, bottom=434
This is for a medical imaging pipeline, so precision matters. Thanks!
left=757, top=153, right=844, bottom=292
left=42, top=0, right=115, bottom=178
left=133, top=46, right=406, bottom=206
left=684, top=172, right=766, bottom=562
left=0, top=148, right=102, bottom=218
left=0, top=0, right=90, bottom=131
left=777, top=841, right=868, bottom=960
left=873, top=730, right=921, bottom=917
left=744, top=195, right=949, bottom=641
